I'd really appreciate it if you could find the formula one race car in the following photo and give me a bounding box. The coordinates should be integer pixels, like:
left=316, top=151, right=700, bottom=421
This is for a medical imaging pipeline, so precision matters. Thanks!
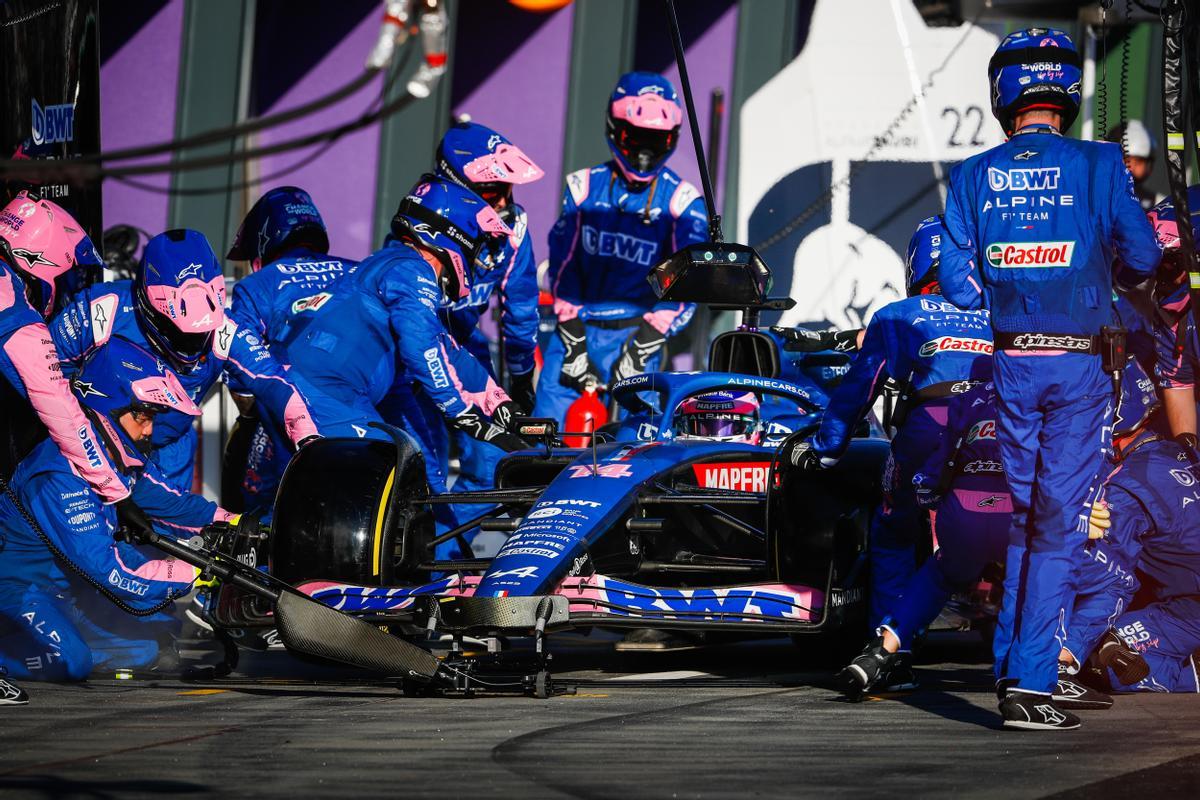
left=171, top=243, right=888, bottom=696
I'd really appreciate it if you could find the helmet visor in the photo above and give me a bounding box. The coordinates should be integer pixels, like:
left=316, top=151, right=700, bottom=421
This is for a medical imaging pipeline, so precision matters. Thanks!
left=676, top=412, right=758, bottom=440
left=137, top=291, right=213, bottom=366
left=611, top=120, right=678, bottom=176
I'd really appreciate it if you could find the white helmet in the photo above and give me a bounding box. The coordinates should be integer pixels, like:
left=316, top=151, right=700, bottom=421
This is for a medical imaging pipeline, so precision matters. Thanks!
left=1107, top=119, right=1154, bottom=160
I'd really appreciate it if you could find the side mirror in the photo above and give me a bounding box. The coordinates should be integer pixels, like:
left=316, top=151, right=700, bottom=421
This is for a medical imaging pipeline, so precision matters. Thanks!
left=647, top=242, right=772, bottom=305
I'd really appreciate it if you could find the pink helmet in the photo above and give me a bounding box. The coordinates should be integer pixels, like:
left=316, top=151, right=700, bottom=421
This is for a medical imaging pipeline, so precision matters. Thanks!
left=673, top=390, right=762, bottom=444
left=0, top=191, right=102, bottom=316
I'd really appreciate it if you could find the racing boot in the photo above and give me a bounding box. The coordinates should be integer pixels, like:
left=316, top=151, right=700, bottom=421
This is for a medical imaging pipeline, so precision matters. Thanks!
left=881, top=650, right=918, bottom=692
left=999, top=691, right=1081, bottom=731
left=1095, top=628, right=1150, bottom=686
left=1053, top=663, right=1113, bottom=710
left=837, top=635, right=893, bottom=699
left=0, top=667, right=29, bottom=706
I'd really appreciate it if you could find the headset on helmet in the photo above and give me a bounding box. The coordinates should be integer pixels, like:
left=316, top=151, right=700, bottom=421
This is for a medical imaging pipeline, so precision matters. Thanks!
left=606, top=71, right=683, bottom=184
left=988, top=28, right=1082, bottom=136
left=134, top=229, right=226, bottom=373
left=389, top=175, right=512, bottom=299
left=672, top=390, right=761, bottom=445
left=436, top=122, right=544, bottom=212
left=227, top=186, right=329, bottom=269
left=0, top=190, right=103, bottom=316
left=71, top=335, right=201, bottom=469
left=905, top=216, right=945, bottom=297
left=1113, top=357, right=1160, bottom=438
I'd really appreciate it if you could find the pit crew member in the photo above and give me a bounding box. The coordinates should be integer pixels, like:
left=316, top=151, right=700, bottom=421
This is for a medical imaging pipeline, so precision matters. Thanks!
left=1060, top=359, right=1200, bottom=695
left=839, top=379, right=1009, bottom=696
left=0, top=191, right=130, bottom=505
left=0, top=337, right=226, bottom=681
left=48, top=229, right=322, bottom=492
left=536, top=71, right=709, bottom=425
left=272, top=177, right=526, bottom=555
left=800, top=216, right=993, bottom=641
left=938, top=28, right=1161, bottom=730
left=225, top=186, right=359, bottom=512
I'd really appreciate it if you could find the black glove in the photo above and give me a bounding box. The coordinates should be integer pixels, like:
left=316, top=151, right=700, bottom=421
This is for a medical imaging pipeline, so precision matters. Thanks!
left=611, top=320, right=667, bottom=384
left=772, top=326, right=862, bottom=353
left=785, top=441, right=823, bottom=471
left=508, top=369, right=536, bottom=412
left=114, top=498, right=157, bottom=545
left=491, top=399, right=523, bottom=434
left=452, top=409, right=529, bottom=452
left=1176, top=432, right=1199, bottom=454
left=556, top=318, right=604, bottom=392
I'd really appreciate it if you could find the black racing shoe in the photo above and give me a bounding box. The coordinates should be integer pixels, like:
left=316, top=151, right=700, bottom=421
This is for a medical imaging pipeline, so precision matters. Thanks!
left=1095, top=629, right=1150, bottom=686
left=1000, top=691, right=1080, bottom=730
left=837, top=636, right=892, bottom=698
left=882, top=650, right=919, bottom=692
left=1053, top=665, right=1113, bottom=709
left=0, top=668, right=29, bottom=706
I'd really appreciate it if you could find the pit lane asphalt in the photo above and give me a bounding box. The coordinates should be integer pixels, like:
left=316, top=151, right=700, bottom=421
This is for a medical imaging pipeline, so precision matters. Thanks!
left=3, top=633, right=1198, bottom=799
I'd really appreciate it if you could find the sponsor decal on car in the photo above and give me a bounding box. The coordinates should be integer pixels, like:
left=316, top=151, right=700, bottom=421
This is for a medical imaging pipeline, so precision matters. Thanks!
left=691, top=461, right=775, bottom=492
left=567, top=464, right=634, bottom=478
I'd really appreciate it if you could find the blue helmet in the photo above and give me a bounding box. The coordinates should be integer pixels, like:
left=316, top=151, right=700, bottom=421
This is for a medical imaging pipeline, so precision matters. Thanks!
left=988, top=28, right=1081, bottom=135
left=71, top=335, right=201, bottom=468
left=389, top=175, right=512, bottom=300
left=1113, top=357, right=1159, bottom=438
left=606, top=72, right=683, bottom=183
left=227, top=186, right=329, bottom=267
left=435, top=122, right=544, bottom=211
left=134, top=229, right=226, bottom=374
left=905, top=216, right=945, bottom=297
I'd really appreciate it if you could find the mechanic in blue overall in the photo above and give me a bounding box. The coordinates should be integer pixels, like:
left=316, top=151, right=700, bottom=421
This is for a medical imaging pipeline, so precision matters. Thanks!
left=838, top=378, right=1009, bottom=696
left=224, top=187, right=360, bottom=512
left=938, top=28, right=1161, bottom=729
left=800, top=217, right=993, bottom=663
left=1058, top=359, right=1200, bottom=697
left=536, top=71, right=709, bottom=425
left=48, top=229, right=322, bottom=493
left=380, top=123, right=542, bottom=533
left=272, top=177, right=527, bottom=558
left=1144, top=190, right=1200, bottom=443
left=0, top=337, right=230, bottom=682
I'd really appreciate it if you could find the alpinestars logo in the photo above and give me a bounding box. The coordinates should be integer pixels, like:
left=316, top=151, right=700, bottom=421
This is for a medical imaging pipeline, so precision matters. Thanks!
left=1035, top=704, right=1067, bottom=725
left=985, top=241, right=1074, bottom=268
left=1010, top=333, right=1092, bottom=351
left=10, top=248, right=58, bottom=271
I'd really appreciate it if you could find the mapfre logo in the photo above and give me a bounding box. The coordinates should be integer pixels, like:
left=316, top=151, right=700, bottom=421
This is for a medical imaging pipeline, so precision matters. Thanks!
left=987, top=166, right=1060, bottom=191
left=985, top=241, right=1074, bottom=268
left=918, top=337, right=993, bottom=357
left=691, top=462, right=776, bottom=493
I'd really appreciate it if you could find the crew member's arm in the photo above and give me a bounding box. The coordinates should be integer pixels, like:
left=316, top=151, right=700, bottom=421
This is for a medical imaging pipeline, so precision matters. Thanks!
left=498, top=210, right=539, bottom=408
left=216, top=319, right=320, bottom=446
left=912, top=391, right=966, bottom=508
left=810, top=312, right=892, bottom=463
left=383, top=259, right=523, bottom=450
left=3, top=273, right=130, bottom=503
left=130, top=461, right=236, bottom=536
left=1155, top=316, right=1197, bottom=437
left=938, top=164, right=984, bottom=310
left=24, top=469, right=196, bottom=608
left=1107, top=146, right=1162, bottom=287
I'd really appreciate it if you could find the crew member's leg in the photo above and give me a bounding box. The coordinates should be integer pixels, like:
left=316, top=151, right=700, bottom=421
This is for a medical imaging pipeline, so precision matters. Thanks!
left=1110, top=597, right=1200, bottom=693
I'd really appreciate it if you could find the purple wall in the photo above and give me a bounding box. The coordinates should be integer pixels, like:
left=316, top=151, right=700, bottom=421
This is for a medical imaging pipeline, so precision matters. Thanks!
left=255, top=11, right=384, bottom=260
left=99, top=0, right=182, bottom=235
left=662, top=4, right=736, bottom=210
left=451, top=5, right=574, bottom=262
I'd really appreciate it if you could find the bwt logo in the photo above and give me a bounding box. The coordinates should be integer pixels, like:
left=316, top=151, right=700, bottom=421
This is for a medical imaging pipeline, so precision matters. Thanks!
left=987, top=166, right=1060, bottom=191
left=581, top=226, right=657, bottom=266
left=77, top=426, right=102, bottom=469
left=31, top=99, right=75, bottom=146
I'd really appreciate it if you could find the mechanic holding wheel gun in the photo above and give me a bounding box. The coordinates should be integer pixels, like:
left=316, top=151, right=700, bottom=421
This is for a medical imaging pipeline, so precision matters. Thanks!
left=0, top=337, right=233, bottom=686
left=937, top=28, right=1160, bottom=730
left=535, top=72, right=709, bottom=426
left=793, top=216, right=993, bottom=692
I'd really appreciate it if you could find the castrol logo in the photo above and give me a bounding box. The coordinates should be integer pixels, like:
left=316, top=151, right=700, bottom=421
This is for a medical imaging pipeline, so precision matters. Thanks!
left=985, top=241, right=1074, bottom=268
left=918, top=337, right=994, bottom=357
